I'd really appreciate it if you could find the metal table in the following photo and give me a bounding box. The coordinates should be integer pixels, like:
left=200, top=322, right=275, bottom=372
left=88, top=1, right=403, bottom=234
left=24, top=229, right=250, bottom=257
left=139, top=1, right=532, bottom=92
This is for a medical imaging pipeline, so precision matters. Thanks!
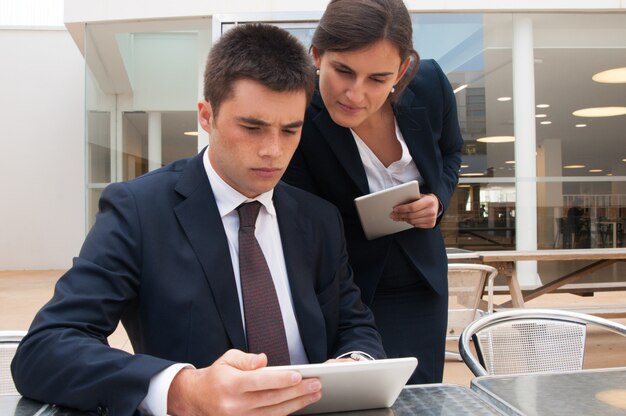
left=2, top=384, right=504, bottom=415
left=471, top=367, right=626, bottom=416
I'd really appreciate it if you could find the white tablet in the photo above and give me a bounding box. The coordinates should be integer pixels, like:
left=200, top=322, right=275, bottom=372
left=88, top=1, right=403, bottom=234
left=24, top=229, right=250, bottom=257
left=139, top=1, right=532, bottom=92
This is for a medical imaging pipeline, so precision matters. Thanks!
left=261, top=357, right=417, bottom=414
left=354, top=181, right=421, bottom=240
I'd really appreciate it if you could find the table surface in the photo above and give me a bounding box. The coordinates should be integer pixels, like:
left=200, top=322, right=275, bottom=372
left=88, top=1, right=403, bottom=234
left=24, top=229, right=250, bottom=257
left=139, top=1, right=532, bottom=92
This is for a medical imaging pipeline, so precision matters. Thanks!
left=471, top=367, right=626, bottom=416
left=0, top=384, right=504, bottom=416
left=476, top=248, right=626, bottom=262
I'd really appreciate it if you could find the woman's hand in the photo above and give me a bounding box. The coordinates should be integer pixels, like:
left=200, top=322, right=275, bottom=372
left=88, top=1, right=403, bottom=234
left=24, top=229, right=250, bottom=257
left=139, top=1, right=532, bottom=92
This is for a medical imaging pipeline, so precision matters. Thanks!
left=390, top=193, right=440, bottom=229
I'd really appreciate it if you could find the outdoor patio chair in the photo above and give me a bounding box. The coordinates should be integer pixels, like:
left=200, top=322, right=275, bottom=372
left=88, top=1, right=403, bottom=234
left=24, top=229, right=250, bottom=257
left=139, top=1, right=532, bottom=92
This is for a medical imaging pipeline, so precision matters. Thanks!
left=446, top=263, right=497, bottom=361
left=0, top=330, right=27, bottom=395
left=458, top=308, right=626, bottom=376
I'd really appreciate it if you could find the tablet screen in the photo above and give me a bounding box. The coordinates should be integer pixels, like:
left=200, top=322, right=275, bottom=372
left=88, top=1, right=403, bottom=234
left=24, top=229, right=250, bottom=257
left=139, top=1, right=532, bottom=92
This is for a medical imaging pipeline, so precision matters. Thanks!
left=354, top=181, right=421, bottom=240
left=261, top=357, right=417, bottom=414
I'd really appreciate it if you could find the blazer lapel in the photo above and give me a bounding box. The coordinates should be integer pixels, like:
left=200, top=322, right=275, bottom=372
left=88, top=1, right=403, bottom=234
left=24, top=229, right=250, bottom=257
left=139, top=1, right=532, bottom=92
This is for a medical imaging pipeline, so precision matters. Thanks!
left=273, top=185, right=327, bottom=362
left=173, top=152, right=247, bottom=351
left=394, top=89, right=441, bottom=194
left=312, top=98, right=369, bottom=195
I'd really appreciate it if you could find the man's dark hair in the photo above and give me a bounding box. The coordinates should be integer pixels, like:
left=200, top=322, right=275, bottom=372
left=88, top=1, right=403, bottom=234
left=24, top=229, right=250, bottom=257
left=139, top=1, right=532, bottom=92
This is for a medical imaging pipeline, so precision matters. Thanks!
left=203, top=23, right=315, bottom=118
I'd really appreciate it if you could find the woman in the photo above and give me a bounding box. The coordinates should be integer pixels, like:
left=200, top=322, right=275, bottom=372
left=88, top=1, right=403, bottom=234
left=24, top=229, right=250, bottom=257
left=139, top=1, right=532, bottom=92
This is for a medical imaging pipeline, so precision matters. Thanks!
left=283, top=0, right=463, bottom=383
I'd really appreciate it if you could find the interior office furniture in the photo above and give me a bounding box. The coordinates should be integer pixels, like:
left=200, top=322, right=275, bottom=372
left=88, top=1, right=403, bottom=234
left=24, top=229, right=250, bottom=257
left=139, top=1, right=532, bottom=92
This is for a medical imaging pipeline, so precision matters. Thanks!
left=471, top=367, right=626, bottom=416
left=478, top=248, right=626, bottom=309
left=0, top=331, right=26, bottom=395
left=446, top=263, right=497, bottom=361
left=458, top=308, right=626, bottom=377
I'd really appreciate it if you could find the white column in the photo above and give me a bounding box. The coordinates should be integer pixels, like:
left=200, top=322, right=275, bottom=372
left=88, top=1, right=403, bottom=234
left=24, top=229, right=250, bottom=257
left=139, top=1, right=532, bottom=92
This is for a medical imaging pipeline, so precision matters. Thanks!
left=513, top=15, right=540, bottom=287
left=148, top=111, right=162, bottom=171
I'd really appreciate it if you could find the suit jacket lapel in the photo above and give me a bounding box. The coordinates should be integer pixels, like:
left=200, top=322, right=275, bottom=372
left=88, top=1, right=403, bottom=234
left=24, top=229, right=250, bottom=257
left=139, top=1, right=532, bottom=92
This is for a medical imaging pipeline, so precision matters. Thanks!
left=394, top=88, right=440, bottom=194
left=273, top=184, right=327, bottom=362
left=312, top=95, right=369, bottom=195
left=173, top=152, right=247, bottom=351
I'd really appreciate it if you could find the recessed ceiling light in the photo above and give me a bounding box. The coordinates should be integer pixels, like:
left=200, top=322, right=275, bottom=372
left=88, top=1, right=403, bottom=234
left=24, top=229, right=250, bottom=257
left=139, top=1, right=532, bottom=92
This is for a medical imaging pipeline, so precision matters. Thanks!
left=563, top=165, right=586, bottom=169
left=573, top=107, right=626, bottom=117
left=461, top=164, right=469, bottom=168
left=592, top=67, right=626, bottom=83
left=575, top=124, right=587, bottom=128
left=477, top=136, right=515, bottom=143
left=536, top=104, right=550, bottom=108
left=453, top=84, right=468, bottom=94
left=607, top=173, right=614, bottom=176
left=460, top=173, right=485, bottom=177
left=497, top=97, right=512, bottom=102
left=184, top=131, right=198, bottom=136
left=540, top=121, right=552, bottom=125
left=535, top=114, right=547, bottom=118
left=505, top=160, right=515, bottom=164
left=457, top=184, right=471, bottom=188
left=622, top=159, right=626, bottom=162
left=589, top=169, right=603, bottom=173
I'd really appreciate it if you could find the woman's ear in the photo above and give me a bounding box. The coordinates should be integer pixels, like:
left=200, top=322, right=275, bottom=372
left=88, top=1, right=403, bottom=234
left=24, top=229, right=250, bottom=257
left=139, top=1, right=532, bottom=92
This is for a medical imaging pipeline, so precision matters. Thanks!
left=311, top=46, right=322, bottom=69
left=395, top=57, right=412, bottom=83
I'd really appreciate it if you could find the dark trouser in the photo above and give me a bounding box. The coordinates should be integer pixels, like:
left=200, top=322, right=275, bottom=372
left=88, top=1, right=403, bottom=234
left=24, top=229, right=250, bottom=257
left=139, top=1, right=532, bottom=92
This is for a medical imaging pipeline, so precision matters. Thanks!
left=369, top=247, right=448, bottom=384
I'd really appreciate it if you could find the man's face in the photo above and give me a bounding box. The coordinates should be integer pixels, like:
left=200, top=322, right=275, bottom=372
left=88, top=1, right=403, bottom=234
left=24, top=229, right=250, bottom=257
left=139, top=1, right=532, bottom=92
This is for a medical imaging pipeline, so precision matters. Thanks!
left=198, top=79, right=307, bottom=198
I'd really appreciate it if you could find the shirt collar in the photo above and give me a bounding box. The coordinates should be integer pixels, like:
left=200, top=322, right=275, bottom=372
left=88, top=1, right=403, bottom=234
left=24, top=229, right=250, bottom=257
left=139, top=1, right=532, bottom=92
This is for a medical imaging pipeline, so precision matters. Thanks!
left=202, top=148, right=276, bottom=218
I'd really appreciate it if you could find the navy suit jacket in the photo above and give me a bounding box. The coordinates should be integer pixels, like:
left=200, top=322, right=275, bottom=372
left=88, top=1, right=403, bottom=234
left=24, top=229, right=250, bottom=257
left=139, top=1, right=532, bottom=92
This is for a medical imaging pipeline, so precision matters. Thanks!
left=284, top=60, right=463, bottom=303
left=12, top=151, right=384, bottom=415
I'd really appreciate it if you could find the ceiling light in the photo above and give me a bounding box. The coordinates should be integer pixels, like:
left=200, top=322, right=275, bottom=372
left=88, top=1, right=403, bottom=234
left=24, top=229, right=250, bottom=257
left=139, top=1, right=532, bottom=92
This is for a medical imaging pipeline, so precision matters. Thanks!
left=460, top=173, right=485, bottom=177
left=453, top=84, right=468, bottom=94
left=573, top=107, right=626, bottom=117
left=575, top=124, right=587, bottom=128
left=536, top=104, right=550, bottom=108
left=497, top=96, right=512, bottom=102
left=535, top=114, right=547, bottom=118
left=477, top=136, right=515, bottom=143
left=589, top=169, right=603, bottom=173
left=607, top=173, right=614, bottom=176
left=505, top=160, right=515, bottom=164
left=592, top=67, right=626, bottom=83
left=460, top=164, right=469, bottom=168
left=540, top=121, right=552, bottom=125
left=184, top=131, right=199, bottom=136
left=622, top=159, right=626, bottom=162
left=563, top=165, right=585, bottom=169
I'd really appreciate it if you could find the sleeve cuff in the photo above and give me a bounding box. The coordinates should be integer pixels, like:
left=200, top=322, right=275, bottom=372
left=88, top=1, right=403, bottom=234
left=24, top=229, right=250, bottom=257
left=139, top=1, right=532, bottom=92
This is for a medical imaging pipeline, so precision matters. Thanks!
left=336, top=351, right=375, bottom=361
left=138, top=363, right=195, bottom=415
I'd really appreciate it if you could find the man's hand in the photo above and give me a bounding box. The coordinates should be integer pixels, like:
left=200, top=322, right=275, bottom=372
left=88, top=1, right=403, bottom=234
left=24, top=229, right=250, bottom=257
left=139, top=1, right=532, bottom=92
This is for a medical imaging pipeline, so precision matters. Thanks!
left=167, top=349, right=322, bottom=416
left=390, top=193, right=440, bottom=229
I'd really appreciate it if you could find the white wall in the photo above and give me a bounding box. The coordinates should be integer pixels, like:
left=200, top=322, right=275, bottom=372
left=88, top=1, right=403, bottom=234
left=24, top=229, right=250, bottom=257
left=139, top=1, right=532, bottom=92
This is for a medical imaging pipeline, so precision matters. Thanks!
left=0, top=28, right=85, bottom=270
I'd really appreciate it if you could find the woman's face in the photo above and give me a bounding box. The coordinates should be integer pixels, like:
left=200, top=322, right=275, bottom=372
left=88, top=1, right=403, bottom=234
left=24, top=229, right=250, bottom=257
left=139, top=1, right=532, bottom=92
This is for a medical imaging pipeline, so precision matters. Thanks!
left=313, top=40, right=409, bottom=129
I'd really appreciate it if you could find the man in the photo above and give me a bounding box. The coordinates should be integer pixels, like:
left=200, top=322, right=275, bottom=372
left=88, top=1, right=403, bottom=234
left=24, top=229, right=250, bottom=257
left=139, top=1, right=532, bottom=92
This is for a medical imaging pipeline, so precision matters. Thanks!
left=12, top=24, right=384, bottom=415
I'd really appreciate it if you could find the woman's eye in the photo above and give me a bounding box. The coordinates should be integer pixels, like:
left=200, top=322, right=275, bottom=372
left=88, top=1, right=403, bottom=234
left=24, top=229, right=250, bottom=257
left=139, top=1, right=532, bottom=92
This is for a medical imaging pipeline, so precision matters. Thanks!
left=370, top=77, right=386, bottom=84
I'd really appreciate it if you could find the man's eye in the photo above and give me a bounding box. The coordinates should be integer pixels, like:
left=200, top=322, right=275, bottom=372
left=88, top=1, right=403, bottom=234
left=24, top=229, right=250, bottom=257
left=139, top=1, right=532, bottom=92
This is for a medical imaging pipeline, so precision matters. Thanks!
left=242, top=125, right=260, bottom=131
left=283, top=129, right=298, bottom=136
left=370, top=77, right=385, bottom=84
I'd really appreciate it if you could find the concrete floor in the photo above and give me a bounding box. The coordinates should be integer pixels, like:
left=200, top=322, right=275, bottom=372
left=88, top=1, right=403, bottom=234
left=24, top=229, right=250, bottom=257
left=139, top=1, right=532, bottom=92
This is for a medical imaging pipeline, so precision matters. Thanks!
left=2, top=269, right=625, bottom=387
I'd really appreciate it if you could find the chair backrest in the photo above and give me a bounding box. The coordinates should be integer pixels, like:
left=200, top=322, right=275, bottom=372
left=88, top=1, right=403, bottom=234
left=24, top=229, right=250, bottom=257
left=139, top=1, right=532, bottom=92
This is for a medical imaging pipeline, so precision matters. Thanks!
left=447, top=263, right=497, bottom=338
left=0, top=331, right=26, bottom=395
left=459, top=309, right=626, bottom=377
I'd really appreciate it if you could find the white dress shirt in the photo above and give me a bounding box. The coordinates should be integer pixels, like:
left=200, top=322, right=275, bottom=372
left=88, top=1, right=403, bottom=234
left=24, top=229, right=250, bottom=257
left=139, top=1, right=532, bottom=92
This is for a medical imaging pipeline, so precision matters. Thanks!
left=351, top=118, right=422, bottom=192
left=139, top=149, right=307, bottom=415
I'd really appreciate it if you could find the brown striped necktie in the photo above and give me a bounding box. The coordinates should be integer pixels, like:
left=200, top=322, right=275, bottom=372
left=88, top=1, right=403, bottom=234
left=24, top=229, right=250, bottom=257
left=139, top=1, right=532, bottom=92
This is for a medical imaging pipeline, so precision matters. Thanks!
left=237, top=201, right=290, bottom=366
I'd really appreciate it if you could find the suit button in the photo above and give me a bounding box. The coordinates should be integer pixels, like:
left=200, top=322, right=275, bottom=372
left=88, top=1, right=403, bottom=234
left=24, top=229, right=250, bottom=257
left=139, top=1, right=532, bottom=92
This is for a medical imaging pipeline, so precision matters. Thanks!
left=97, top=405, right=109, bottom=416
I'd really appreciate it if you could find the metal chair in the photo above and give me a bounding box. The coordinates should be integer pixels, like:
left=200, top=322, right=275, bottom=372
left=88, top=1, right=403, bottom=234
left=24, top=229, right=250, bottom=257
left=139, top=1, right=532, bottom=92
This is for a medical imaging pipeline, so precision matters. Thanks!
left=458, top=308, right=626, bottom=376
left=0, top=331, right=26, bottom=395
left=446, top=263, right=497, bottom=361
